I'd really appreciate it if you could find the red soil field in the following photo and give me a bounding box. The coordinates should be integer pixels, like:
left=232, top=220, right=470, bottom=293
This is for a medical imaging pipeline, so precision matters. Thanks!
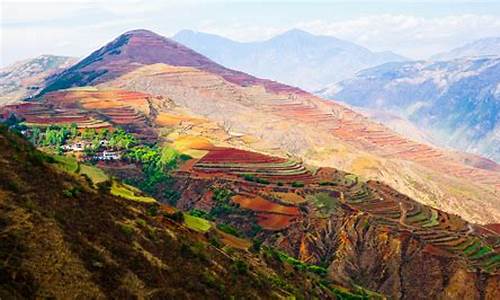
left=199, top=147, right=286, bottom=164
left=257, top=213, right=297, bottom=230
left=232, top=194, right=299, bottom=216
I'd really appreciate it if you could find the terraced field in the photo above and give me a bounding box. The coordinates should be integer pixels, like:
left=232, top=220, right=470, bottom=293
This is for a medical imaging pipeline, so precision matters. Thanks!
left=41, top=89, right=159, bottom=141
left=266, top=98, right=500, bottom=190
left=0, top=103, right=111, bottom=129
left=340, top=179, right=500, bottom=273
left=192, top=147, right=315, bottom=183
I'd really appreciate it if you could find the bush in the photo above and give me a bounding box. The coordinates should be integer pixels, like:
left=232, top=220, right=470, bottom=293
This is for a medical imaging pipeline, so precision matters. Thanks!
left=164, top=211, right=184, bottom=223
left=250, top=239, right=263, bottom=253
left=97, top=180, right=112, bottom=193
left=319, top=181, right=336, bottom=186
left=146, top=205, right=159, bottom=216
left=248, top=224, right=262, bottom=237
left=231, top=259, right=248, bottom=275
left=136, top=218, right=147, bottom=227
left=291, top=181, right=304, bottom=188
left=217, top=223, right=241, bottom=237
left=242, top=174, right=256, bottom=182
left=120, top=224, right=134, bottom=238
left=62, top=187, right=81, bottom=198
left=189, top=208, right=213, bottom=220
left=255, top=177, right=270, bottom=185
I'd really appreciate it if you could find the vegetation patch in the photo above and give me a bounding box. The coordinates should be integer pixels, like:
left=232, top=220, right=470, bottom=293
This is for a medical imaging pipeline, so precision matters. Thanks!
left=183, top=213, right=212, bottom=233
left=111, top=181, right=156, bottom=203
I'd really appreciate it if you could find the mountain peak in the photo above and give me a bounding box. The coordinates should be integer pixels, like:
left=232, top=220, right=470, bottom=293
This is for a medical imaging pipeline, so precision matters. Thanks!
left=274, top=28, right=314, bottom=39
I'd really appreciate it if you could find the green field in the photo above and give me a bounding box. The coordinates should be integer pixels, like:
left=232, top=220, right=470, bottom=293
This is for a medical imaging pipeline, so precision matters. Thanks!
left=111, top=182, right=156, bottom=203
left=80, top=164, right=108, bottom=184
left=54, top=154, right=79, bottom=173
left=183, top=213, right=212, bottom=232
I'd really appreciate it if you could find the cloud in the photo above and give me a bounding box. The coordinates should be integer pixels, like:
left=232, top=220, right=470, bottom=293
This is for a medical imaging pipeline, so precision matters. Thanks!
left=296, top=14, right=500, bottom=59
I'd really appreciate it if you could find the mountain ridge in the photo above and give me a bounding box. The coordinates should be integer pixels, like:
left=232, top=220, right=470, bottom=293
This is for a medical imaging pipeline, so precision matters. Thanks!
left=173, top=28, right=406, bottom=91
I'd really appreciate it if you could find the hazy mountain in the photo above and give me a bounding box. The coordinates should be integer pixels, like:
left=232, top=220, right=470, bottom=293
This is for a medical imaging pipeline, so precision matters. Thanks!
left=173, top=29, right=406, bottom=91
left=0, top=55, right=76, bottom=105
left=432, top=37, right=500, bottom=61
left=319, top=57, right=500, bottom=163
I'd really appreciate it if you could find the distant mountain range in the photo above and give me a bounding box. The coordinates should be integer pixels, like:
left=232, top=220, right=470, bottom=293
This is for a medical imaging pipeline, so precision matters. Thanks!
left=319, top=57, right=500, bottom=163
left=173, top=29, right=407, bottom=91
left=432, top=37, right=500, bottom=61
left=0, top=55, right=76, bottom=105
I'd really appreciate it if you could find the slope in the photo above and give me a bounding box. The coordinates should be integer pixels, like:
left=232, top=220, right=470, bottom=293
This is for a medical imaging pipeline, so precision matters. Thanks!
left=0, top=55, right=76, bottom=105
left=0, top=126, right=370, bottom=299
left=320, top=58, right=500, bottom=163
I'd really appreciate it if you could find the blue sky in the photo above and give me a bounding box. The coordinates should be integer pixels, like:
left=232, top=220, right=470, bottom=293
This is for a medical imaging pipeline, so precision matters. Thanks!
left=2, top=0, right=500, bottom=67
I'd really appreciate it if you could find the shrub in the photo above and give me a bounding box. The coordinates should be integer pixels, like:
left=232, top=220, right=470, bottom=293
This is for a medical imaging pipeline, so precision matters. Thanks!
left=217, top=223, right=241, bottom=237
left=291, top=181, right=304, bottom=188
left=136, top=218, right=147, bottom=227
left=319, top=181, right=336, bottom=186
left=120, top=224, right=134, bottom=238
left=231, top=259, right=248, bottom=275
left=250, top=239, right=263, bottom=253
left=189, top=208, right=213, bottom=220
left=248, top=224, right=262, bottom=237
left=242, top=174, right=256, bottom=182
left=62, top=187, right=81, bottom=198
left=146, top=205, right=159, bottom=217
left=164, top=211, right=184, bottom=223
left=97, top=180, right=112, bottom=193
left=256, top=177, right=270, bottom=185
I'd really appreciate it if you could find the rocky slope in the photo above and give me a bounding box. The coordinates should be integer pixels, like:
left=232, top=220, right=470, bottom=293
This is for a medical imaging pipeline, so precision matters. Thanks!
left=319, top=57, right=500, bottom=163
left=0, top=55, right=76, bottom=105
left=30, top=29, right=500, bottom=224
left=173, top=29, right=406, bottom=91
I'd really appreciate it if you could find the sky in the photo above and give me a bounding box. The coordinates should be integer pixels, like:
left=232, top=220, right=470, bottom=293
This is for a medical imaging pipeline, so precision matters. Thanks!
left=2, top=0, right=500, bottom=67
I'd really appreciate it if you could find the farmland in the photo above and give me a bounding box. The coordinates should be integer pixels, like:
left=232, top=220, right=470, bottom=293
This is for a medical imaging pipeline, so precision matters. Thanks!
left=191, top=147, right=315, bottom=184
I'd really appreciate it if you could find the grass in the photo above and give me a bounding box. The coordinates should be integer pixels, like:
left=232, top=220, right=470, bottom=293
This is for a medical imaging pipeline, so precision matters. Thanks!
left=183, top=213, right=212, bottom=232
left=111, top=181, right=156, bottom=203
left=469, top=246, right=493, bottom=259
left=54, top=154, right=79, bottom=173
left=421, top=209, right=439, bottom=228
left=307, top=192, right=338, bottom=216
left=80, top=164, right=108, bottom=184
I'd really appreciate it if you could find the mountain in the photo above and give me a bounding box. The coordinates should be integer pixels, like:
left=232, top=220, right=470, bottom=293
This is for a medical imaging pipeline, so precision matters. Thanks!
left=172, top=29, right=407, bottom=91
left=40, top=29, right=303, bottom=96
left=319, top=57, right=500, bottom=163
left=0, top=55, right=76, bottom=105
left=3, top=28, right=500, bottom=298
left=2, top=104, right=500, bottom=298
left=432, top=37, right=500, bottom=61
left=35, top=29, right=500, bottom=225
left=37, top=30, right=500, bottom=223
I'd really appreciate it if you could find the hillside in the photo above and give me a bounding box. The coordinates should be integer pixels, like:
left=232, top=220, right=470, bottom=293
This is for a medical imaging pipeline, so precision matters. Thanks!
left=432, top=37, right=500, bottom=61
left=25, top=29, right=500, bottom=225
left=0, top=126, right=376, bottom=299
left=2, top=113, right=499, bottom=298
left=173, top=29, right=406, bottom=91
left=0, top=55, right=76, bottom=105
left=319, top=57, right=500, bottom=163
